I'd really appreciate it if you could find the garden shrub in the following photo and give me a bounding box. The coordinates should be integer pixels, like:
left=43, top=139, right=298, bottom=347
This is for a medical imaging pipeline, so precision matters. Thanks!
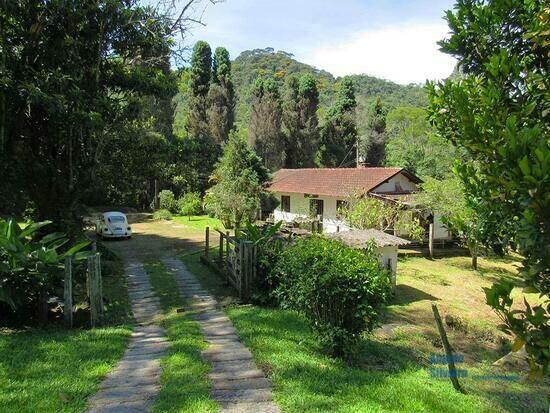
left=253, top=237, right=286, bottom=305
left=177, top=192, right=202, bottom=219
left=237, top=221, right=286, bottom=305
left=153, top=209, right=172, bottom=221
left=271, top=235, right=391, bottom=357
left=158, top=190, right=176, bottom=212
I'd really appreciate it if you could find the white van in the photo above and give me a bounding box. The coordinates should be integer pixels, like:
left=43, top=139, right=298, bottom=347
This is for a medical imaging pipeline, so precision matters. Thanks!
left=95, top=211, right=132, bottom=239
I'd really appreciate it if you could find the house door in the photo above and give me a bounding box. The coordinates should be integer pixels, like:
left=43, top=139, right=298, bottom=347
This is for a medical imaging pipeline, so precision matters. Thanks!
left=309, top=199, right=324, bottom=218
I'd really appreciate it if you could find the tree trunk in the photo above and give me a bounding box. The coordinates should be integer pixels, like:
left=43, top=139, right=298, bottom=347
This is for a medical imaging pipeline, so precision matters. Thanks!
left=469, top=242, right=478, bottom=270
left=38, top=288, right=48, bottom=323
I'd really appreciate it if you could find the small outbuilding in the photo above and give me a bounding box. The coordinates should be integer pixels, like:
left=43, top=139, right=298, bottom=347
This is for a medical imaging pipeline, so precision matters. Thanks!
left=327, top=229, right=410, bottom=287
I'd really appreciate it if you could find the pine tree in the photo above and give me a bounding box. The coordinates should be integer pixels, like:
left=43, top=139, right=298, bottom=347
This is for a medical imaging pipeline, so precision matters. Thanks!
left=187, top=41, right=212, bottom=139
left=185, top=41, right=218, bottom=189
left=208, top=47, right=235, bottom=145
left=282, top=74, right=319, bottom=168
left=317, top=78, right=357, bottom=167
left=360, top=97, right=387, bottom=166
left=205, top=131, right=269, bottom=228
left=248, top=77, right=283, bottom=170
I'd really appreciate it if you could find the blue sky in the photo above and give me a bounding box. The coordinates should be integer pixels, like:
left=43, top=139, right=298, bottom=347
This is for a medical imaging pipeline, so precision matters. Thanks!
left=184, top=0, right=457, bottom=84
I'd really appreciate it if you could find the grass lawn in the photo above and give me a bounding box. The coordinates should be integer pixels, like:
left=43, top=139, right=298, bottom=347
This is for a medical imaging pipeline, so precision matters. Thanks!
left=173, top=215, right=226, bottom=232
left=144, top=261, right=218, bottom=413
left=181, top=251, right=549, bottom=413
left=0, top=253, right=133, bottom=412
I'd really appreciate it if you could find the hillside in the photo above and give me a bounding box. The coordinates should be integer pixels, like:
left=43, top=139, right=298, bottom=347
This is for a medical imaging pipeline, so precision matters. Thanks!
left=231, top=48, right=428, bottom=132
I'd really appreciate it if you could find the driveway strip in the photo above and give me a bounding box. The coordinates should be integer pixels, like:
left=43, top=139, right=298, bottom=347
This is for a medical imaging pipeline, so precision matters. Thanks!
left=87, top=262, right=168, bottom=413
left=162, top=257, right=280, bottom=413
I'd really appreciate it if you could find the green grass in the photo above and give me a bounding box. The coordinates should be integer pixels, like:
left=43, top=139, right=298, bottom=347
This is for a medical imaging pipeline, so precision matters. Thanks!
left=182, top=250, right=548, bottom=413
left=226, top=305, right=506, bottom=413
left=0, top=254, right=133, bottom=412
left=144, top=261, right=218, bottom=413
left=0, top=326, right=132, bottom=412
left=172, top=215, right=226, bottom=232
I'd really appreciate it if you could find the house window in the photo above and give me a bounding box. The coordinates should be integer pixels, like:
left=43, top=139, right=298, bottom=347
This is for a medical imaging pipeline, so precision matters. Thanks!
left=309, top=199, right=324, bottom=217
left=336, top=200, right=348, bottom=219
left=281, top=195, right=290, bottom=212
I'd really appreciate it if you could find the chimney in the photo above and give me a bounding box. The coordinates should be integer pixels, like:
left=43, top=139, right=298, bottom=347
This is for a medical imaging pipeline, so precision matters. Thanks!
left=357, top=155, right=369, bottom=168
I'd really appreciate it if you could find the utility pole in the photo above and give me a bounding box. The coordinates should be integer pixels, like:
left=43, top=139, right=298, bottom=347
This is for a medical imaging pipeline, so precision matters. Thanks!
left=356, top=138, right=359, bottom=168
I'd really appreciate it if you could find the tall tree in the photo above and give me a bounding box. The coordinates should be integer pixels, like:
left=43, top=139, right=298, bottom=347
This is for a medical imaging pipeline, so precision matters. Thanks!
left=360, top=97, right=387, bottom=166
left=208, top=47, right=235, bottom=145
left=187, top=40, right=212, bottom=138
left=282, top=74, right=319, bottom=168
left=248, top=77, right=283, bottom=170
left=184, top=40, right=219, bottom=190
left=205, top=131, right=269, bottom=228
left=0, top=1, right=179, bottom=224
left=317, top=78, right=357, bottom=167
left=428, top=0, right=549, bottom=375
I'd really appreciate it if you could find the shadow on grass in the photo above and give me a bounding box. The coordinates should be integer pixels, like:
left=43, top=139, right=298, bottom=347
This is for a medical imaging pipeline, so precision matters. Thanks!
left=451, top=260, right=521, bottom=284
left=391, top=284, right=438, bottom=306
left=226, top=306, right=501, bottom=413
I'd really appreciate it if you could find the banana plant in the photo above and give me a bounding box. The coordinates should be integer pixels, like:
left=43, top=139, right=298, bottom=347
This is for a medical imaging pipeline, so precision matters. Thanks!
left=0, top=218, right=90, bottom=311
left=242, top=221, right=283, bottom=247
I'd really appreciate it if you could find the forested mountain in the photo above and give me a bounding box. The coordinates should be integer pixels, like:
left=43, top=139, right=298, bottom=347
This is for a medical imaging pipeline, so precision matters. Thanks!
left=231, top=48, right=428, bottom=132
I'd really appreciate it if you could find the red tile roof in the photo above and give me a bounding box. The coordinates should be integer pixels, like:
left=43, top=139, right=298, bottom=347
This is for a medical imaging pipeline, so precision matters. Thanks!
left=267, top=168, right=419, bottom=197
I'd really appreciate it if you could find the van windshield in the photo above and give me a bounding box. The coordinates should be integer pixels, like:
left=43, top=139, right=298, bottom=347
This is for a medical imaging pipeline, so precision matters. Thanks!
left=108, top=216, right=125, bottom=223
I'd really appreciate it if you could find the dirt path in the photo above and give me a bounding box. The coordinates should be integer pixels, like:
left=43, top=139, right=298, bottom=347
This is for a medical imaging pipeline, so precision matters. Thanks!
left=105, top=218, right=205, bottom=261
left=163, top=257, right=280, bottom=413
left=87, top=262, right=168, bottom=412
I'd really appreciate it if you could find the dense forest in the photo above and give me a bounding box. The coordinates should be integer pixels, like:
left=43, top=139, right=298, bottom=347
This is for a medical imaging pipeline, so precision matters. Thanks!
left=229, top=48, right=428, bottom=134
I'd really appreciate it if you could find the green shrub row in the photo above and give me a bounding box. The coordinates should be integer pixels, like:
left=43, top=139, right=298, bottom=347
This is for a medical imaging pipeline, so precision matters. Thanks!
left=158, top=189, right=202, bottom=217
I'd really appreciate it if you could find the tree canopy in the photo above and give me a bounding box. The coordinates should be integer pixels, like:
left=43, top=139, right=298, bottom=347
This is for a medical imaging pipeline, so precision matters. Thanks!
left=0, top=0, right=179, bottom=223
left=428, top=0, right=549, bottom=375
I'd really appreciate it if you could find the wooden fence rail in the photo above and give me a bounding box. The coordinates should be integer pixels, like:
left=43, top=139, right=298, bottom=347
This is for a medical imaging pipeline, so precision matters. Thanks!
left=201, top=227, right=257, bottom=300
left=87, top=253, right=103, bottom=327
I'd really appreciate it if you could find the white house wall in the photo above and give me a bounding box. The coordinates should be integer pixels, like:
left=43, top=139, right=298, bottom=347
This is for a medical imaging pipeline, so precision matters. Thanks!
left=372, top=173, right=417, bottom=193
left=272, top=192, right=349, bottom=233
left=433, top=214, right=451, bottom=240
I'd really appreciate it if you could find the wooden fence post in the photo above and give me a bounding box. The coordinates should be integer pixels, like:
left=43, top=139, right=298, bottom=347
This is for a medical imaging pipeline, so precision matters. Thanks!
left=64, top=256, right=73, bottom=328
left=429, top=223, right=434, bottom=259
left=431, top=303, right=465, bottom=393
left=88, top=253, right=103, bottom=327
left=243, top=241, right=249, bottom=300
left=205, top=226, right=210, bottom=261
left=252, top=245, right=257, bottom=286
left=96, top=252, right=103, bottom=319
left=218, top=232, right=223, bottom=265
left=225, top=231, right=230, bottom=270
left=238, top=239, right=244, bottom=299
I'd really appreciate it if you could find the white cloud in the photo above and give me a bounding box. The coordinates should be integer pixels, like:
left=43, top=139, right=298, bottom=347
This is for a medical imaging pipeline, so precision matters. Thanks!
left=303, top=23, right=456, bottom=85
